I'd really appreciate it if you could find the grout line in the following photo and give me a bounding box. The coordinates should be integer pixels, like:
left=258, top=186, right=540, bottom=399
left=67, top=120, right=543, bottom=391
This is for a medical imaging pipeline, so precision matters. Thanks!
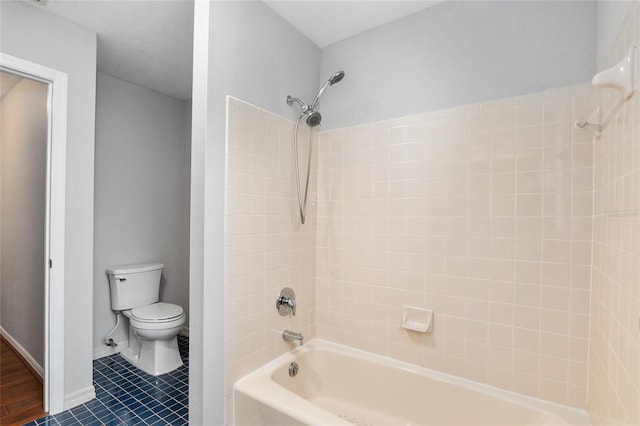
left=27, top=337, right=189, bottom=426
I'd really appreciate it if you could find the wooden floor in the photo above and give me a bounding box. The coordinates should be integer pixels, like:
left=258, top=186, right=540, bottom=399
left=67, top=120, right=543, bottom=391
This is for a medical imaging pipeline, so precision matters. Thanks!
left=1, top=338, right=46, bottom=426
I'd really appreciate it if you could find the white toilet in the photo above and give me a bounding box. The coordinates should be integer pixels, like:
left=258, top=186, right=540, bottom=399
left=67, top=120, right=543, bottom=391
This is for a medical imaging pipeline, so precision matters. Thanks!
left=106, top=262, right=185, bottom=376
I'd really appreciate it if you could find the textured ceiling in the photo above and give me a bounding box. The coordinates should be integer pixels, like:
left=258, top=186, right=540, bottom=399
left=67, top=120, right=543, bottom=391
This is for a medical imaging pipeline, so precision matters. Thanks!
left=26, top=0, right=445, bottom=101
left=263, top=0, right=446, bottom=48
left=34, top=0, right=194, bottom=101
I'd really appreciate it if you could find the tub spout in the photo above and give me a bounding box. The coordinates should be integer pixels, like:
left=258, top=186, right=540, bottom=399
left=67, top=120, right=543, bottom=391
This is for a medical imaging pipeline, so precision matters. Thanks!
left=283, top=330, right=304, bottom=346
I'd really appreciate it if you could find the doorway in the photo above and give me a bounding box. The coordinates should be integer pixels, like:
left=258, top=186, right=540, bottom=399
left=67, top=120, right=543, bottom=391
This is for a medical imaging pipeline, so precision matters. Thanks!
left=0, top=69, right=48, bottom=423
left=0, top=53, right=68, bottom=416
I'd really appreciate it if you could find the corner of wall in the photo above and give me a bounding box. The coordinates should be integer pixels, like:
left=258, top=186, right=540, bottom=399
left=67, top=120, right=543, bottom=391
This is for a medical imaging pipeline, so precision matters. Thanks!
left=63, top=386, right=96, bottom=411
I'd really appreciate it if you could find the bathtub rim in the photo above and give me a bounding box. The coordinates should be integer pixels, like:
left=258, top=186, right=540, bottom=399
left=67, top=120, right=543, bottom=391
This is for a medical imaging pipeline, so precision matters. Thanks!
left=233, top=338, right=592, bottom=426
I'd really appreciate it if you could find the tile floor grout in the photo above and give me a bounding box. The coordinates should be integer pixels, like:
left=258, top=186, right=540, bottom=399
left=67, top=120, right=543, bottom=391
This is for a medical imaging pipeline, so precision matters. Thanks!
left=26, top=335, right=188, bottom=426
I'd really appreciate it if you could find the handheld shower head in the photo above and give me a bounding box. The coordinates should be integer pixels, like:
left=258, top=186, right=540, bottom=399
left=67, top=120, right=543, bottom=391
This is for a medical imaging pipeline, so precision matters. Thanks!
left=286, top=70, right=345, bottom=225
left=329, top=71, right=345, bottom=85
left=311, top=70, right=345, bottom=109
left=285, top=70, right=345, bottom=128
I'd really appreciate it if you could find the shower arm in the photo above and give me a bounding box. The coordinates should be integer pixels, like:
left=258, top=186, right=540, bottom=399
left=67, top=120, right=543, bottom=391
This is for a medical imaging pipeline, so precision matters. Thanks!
left=286, top=95, right=310, bottom=113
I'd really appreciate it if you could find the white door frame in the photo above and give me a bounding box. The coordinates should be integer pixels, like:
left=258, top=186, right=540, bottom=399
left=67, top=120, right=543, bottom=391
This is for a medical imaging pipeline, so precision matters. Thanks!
left=0, top=52, right=67, bottom=414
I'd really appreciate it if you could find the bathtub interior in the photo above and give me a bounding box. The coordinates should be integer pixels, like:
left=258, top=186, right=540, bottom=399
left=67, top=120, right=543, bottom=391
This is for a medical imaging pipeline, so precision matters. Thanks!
left=271, top=347, right=560, bottom=426
left=235, top=340, right=590, bottom=426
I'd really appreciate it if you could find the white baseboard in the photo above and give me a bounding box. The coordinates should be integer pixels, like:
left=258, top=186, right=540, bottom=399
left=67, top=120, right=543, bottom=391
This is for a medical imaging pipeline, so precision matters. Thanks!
left=0, top=326, right=44, bottom=379
left=64, top=385, right=96, bottom=410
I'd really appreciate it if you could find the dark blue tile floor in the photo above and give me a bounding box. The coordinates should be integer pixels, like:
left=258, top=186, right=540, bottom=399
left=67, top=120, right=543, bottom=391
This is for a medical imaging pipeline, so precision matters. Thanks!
left=25, top=335, right=188, bottom=426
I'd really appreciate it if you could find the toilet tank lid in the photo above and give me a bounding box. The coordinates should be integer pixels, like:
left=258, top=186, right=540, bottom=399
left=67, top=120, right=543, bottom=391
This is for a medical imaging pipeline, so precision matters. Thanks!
left=106, top=262, right=164, bottom=275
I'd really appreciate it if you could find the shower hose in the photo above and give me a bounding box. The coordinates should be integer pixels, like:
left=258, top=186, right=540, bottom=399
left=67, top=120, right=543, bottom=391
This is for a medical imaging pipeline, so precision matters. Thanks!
left=293, top=113, right=313, bottom=224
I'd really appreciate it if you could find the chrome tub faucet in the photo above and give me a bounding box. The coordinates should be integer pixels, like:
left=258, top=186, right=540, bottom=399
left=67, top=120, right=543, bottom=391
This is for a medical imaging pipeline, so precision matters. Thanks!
left=282, top=329, right=304, bottom=346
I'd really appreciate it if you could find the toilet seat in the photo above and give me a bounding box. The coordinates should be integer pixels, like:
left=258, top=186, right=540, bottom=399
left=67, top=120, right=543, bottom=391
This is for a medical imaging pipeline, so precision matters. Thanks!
left=131, top=302, right=184, bottom=323
left=124, top=302, right=185, bottom=332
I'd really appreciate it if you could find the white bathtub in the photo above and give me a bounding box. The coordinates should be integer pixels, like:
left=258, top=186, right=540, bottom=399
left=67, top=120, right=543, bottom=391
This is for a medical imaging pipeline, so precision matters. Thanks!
left=234, top=339, right=591, bottom=426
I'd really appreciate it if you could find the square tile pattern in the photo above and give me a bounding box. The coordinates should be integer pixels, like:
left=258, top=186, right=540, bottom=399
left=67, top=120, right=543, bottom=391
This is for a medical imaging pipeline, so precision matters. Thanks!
left=225, top=83, right=596, bottom=423
left=314, top=85, right=593, bottom=409
left=223, top=3, right=640, bottom=420
left=589, top=2, right=640, bottom=423
left=224, top=96, right=318, bottom=418
left=26, top=336, right=188, bottom=426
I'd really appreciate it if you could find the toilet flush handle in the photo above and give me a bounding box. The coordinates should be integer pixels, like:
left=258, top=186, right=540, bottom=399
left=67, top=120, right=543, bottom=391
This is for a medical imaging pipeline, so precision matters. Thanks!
left=118, top=277, right=127, bottom=282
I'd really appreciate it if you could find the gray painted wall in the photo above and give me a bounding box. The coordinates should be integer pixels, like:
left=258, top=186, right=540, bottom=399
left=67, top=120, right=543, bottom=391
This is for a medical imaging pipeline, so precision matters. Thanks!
left=208, top=1, right=321, bottom=120
left=320, top=0, right=597, bottom=129
left=0, top=77, right=48, bottom=367
left=189, top=1, right=320, bottom=423
left=93, top=73, right=191, bottom=357
left=596, top=0, right=634, bottom=68
left=0, top=0, right=97, bottom=399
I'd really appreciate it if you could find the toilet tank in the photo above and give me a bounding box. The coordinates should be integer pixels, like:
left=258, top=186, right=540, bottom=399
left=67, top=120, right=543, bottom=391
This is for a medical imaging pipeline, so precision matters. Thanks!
left=106, top=263, right=164, bottom=311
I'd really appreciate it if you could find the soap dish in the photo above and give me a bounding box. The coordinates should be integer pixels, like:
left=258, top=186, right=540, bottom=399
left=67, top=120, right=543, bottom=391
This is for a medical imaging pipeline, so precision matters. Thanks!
left=401, top=305, right=433, bottom=333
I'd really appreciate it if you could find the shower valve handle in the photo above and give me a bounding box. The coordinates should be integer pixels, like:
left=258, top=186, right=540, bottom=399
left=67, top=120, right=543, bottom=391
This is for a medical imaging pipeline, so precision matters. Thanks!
left=276, top=287, right=296, bottom=316
left=277, top=297, right=296, bottom=316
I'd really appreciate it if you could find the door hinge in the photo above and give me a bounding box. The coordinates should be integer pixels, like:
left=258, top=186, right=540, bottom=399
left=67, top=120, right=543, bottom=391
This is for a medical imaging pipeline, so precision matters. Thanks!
left=49, top=259, right=52, bottom=268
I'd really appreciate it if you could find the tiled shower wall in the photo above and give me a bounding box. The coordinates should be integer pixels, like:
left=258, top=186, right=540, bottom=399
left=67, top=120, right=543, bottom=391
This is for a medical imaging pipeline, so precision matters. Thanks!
left=225, top=82, right=637, bottom=418
left=589, top=2, right=640, bottom=423
left=224, top=97, right=317, bottom=419
left=315, top=86, right=593, bottom=408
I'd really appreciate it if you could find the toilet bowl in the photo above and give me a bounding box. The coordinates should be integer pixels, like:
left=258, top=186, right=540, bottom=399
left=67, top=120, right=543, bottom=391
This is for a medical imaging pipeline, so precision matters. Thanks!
left=106, top=263, right=186, bottom=376
left=121, top=302, right=185, bottom=376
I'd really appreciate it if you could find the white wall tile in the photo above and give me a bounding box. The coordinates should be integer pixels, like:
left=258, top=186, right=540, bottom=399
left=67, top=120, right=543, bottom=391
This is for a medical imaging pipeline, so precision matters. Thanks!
left=316, top=86, right=592, bottom=408
left=227, top=53, right=636, bottom=418
left=225, top=98, right=317, bottom=400
left=589, top=3, right=640, bottom=422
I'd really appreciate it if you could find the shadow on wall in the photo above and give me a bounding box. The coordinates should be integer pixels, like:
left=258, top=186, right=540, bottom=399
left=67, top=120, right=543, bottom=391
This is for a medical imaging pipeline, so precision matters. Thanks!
left=0, top=75, right=49, bottom=371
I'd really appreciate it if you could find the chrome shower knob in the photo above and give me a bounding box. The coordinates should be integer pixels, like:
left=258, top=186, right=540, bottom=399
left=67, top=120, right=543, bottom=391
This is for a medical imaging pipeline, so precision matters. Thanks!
left=276, top=287, right=296, bottom=316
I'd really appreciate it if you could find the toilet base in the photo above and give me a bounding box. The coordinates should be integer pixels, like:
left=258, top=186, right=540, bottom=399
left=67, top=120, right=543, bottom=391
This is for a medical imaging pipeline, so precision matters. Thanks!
left=120, top=336, right=183, bottom=376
